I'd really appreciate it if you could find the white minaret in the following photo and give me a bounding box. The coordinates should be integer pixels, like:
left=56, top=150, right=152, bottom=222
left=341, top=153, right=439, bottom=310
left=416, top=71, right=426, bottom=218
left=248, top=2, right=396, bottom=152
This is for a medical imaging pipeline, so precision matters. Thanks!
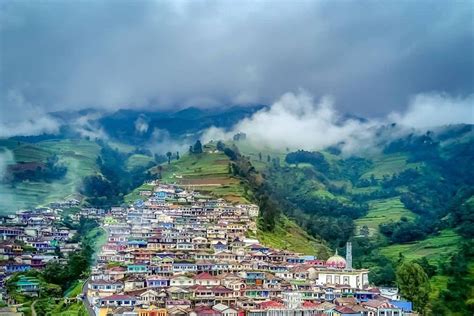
left=346, top=241, right=352, bottom=270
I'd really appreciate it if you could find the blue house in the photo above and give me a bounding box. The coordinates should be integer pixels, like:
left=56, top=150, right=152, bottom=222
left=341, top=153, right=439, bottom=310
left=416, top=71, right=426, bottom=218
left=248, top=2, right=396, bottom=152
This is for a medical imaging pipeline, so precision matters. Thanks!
left=127, top=240, right=147, bottom=248
left=390, top=300, right=413, bottom=313
left=146, top=276, right=170, bottom=288
left=173, top=262, right=197, bottom=272
left=154, top=191, right=168, bottom=200
left=354, top=291, right=376, bottom=302
left=250, top=244, right=269, bottom=253
left=6, top=263, right=31, bottom=274
left=245, top=271, right=265, bottom=285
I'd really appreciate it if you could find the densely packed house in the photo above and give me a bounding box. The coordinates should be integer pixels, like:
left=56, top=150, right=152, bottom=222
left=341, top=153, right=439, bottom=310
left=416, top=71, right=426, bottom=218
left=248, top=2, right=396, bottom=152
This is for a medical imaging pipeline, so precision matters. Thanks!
left=84, top=183, right=415, bottom=316
left=0, top=207, right=79, bottom=299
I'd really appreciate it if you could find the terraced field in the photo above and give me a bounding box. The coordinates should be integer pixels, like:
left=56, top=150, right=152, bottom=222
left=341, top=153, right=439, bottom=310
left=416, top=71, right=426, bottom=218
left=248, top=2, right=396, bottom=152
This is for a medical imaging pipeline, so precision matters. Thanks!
left=355, top=197, right=416, bottom=236
left=158, top=151, right=247, bottom=203
left=361, top=152, right=422, bottom=180
left=380, top=229, right=461, bottom=264
left=0, top=139, right=101, bottom=213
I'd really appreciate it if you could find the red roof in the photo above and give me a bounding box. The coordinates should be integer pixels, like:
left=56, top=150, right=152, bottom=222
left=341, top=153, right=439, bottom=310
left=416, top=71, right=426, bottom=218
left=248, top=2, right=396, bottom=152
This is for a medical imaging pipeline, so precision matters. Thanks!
left=302, top=301, right=321, bottom=308
left=194, top=307, right=221, bottom=316
left=258, top=301, right=285, bottom=309
left=194, top=272, right=217, bottom=280
left=335, top=306, right=358, bottom=314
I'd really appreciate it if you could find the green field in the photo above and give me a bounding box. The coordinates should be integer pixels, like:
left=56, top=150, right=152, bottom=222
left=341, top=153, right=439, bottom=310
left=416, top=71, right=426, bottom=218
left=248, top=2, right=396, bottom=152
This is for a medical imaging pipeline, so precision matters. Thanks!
left=380, top=229, right=461, bottom=264
left=158, top=150, right=248, bottom=203
left=0, top=139, right=101, bottom=213
left=355, top=197, right=416, bottom=236
left=255, top=216, right=331, bottom=258
left=361, top=152, right=422, bottom=180
left=126, top=154, right=154, bottom=171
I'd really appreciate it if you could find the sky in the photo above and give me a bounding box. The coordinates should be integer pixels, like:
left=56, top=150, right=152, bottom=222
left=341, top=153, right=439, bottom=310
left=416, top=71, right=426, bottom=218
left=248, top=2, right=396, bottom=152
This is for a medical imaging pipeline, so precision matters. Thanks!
left=0, top=0, right=473, bottom=133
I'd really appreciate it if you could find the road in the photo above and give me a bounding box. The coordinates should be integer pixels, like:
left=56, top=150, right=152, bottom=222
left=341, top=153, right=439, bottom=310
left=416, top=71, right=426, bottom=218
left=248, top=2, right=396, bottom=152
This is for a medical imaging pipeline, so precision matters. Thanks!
left=81, top=277, right=95, bottom=316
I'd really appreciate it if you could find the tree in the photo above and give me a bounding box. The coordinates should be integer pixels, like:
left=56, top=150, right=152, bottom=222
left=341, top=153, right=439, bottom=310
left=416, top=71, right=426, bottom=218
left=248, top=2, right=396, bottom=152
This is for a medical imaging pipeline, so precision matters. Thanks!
left=414, top=257, right=437, bottom=278
left=216, top=141, right=225, bottom=151
left=193, top=140, right=203, bottom=154
left=176, top=151, right=180, bottom=160
left=396, top=262, right=430, bottom=315
left=157, top=165, right=163, bottom=179
left=166, top=152, right=172, bottom=164
left=360, top=225, right=369, bottom=238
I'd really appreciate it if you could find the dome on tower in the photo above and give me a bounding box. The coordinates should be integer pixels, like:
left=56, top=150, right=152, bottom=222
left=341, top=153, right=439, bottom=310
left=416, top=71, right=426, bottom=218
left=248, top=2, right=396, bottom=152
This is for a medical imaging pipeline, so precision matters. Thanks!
left=325, top=250, right=347, bottom=269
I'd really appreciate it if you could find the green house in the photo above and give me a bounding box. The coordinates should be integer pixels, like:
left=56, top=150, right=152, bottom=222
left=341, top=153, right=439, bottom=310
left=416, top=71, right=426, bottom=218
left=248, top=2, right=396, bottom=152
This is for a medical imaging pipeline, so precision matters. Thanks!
left=16, top=276, right=40, bottom=295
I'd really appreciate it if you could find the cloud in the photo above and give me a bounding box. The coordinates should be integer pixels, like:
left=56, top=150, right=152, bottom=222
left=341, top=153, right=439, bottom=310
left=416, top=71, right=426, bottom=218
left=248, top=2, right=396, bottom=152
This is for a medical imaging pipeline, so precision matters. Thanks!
left=0, top=0, right=472, bottom=119
left=202, top=91, right=473, bottom=154
left=134, top=116, right=149, bottom=134
left=388, top=93, right=474, bottom=129
left=70, top=112, right=109, bottom=140
left=147, top=128, right=189, bottom=155
left=203, top=91, right=380, bottom=154
left=0, top=90, right=60, bottom=138
left=0, top=149, right=16, bottom=213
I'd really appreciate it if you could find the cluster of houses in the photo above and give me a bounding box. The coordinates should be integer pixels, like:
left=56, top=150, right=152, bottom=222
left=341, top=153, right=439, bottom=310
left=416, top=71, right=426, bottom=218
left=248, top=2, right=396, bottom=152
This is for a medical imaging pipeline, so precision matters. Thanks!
left=0, top=207, right=79, bottom=300
left=86, top=183, right=415, bottom=316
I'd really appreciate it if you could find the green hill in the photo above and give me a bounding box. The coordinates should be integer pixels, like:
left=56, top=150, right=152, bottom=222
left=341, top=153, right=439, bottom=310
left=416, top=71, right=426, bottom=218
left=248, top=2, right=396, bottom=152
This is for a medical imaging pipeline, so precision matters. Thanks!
left=142, top=147, right=330, bottom=256
left=0, top=139, right=101, bottom=213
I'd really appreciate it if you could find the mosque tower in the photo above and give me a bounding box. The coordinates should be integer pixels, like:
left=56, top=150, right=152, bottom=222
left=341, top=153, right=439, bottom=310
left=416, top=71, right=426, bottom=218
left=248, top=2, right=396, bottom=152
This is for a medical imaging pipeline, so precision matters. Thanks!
left=346, top=241, right=352, bottom=270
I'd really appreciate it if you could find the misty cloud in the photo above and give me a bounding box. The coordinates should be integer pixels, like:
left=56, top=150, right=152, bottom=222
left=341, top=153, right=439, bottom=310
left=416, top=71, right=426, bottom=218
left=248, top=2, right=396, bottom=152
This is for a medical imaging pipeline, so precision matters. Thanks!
left=0, top=90, right=60, bottom=138
left=134, top=116, right=149, bottom=134
left=147, top=128, right=189, bottom=155
left=0, top=149, right=16, bottom=213
left=203, top=91, right=473, bottom=154
left=70, top=112, right=109, bottom=140
left=388, top=93, right=474, bottom=129
left=0, top=0, right=472, bottom=121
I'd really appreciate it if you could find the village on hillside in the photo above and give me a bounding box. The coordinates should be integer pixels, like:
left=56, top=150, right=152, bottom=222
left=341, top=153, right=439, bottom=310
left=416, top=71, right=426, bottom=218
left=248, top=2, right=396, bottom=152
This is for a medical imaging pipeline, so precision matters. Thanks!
left=0, top=181, right=416, bottom=316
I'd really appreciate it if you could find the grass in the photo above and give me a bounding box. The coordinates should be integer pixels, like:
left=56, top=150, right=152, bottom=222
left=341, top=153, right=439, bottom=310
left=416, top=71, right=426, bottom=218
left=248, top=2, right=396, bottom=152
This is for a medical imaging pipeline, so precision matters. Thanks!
left=157, top=151, right=248, bottom=203
left=64, top=280, right=84, bottom=298
left=126, top=154, right=154, bottom=171
left=232, top=140, right=288, bottom=171
left=361, top=152, right=422, bottom=180
left=34, top=298, right=87, bottom=316
left=87, top=227, right=107, bottom=256
left=380, top=229, right=461, bottom=264
left=0, top=139, right=101, bottom=214
left=355, top=197, right=416, bottom=236
left=256, top=216, right=331, bottom=258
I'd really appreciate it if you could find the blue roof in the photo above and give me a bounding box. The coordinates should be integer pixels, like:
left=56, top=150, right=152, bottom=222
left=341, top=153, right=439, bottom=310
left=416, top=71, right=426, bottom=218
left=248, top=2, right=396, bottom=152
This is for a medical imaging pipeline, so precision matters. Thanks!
left=390, top=300, right=413, bottom=312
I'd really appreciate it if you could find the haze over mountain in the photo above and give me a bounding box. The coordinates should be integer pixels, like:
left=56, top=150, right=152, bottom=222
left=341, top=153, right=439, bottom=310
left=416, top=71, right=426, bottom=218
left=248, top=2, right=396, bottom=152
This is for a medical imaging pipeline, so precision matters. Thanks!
left=1, top=0, right=473, bottom=139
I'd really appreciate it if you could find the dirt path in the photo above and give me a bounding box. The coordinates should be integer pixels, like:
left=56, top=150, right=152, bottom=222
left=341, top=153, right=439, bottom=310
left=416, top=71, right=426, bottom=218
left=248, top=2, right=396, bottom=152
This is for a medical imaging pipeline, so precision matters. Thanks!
left=31, top=300, right=37, bottom=316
